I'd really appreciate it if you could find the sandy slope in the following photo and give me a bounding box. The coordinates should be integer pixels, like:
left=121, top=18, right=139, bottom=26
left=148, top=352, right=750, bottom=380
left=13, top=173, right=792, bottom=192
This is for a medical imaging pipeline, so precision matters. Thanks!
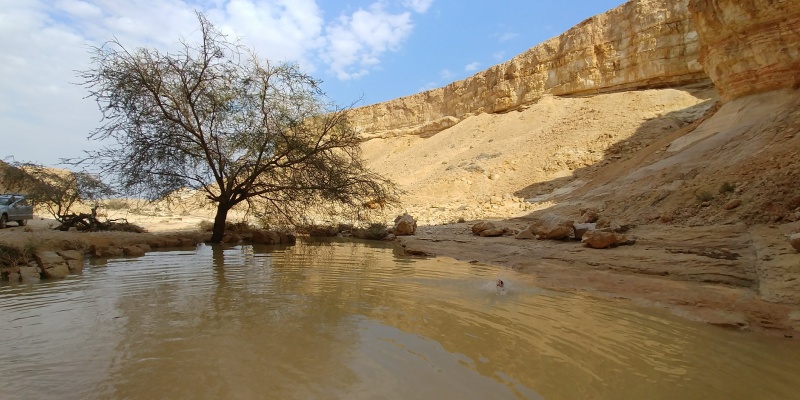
left=363, top=84, right=718, bottom=225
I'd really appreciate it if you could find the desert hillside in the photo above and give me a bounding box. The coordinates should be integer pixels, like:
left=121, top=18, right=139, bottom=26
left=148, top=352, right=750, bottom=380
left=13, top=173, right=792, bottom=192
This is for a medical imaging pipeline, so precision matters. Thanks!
left=357, top=0, right=800, bottom=229
left=356, top=0, right=800, bottom=333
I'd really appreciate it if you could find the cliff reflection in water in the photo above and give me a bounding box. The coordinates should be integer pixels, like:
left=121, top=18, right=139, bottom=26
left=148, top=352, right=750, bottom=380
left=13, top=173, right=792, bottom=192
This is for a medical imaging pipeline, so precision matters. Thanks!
left=2, top=239, right=800, bottom=400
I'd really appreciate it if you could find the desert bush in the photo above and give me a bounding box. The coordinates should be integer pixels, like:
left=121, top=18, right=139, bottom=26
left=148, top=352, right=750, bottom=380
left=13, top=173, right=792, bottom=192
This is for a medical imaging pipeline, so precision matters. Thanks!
left=353, top=223, right=389, bottom=240
left=104, top=198, right=130, bottom=210
left=299, top=224, right=340, bottom=237
left=105, top=221, right=146, bottom=233
left=198, top=220, right=214, bottom=232
left=695, top=191, right=714, bottom=202
left=719, top=182, right=736, bottom=194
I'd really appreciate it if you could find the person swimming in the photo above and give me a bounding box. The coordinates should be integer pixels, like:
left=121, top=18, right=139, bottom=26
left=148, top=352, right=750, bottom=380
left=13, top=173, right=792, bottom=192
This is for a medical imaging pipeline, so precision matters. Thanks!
left=496, top=279, right=504, bottom=290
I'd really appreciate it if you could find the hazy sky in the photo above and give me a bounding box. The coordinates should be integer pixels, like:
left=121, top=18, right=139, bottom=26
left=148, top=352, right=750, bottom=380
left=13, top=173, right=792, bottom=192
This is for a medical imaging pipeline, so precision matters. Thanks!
left=1, top=0, right=624, bottom=167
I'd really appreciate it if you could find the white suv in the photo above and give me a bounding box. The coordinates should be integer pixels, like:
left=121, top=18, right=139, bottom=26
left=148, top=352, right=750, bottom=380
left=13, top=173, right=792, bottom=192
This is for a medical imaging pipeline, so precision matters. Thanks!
left=0, top=193, right=34, bottom=228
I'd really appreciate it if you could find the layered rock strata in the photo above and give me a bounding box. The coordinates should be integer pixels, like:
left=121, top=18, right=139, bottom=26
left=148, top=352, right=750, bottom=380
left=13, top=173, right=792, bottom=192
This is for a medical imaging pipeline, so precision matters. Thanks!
left=688, top=0, right=800, bottom=101
left=350, top=0, right=708, bottom=138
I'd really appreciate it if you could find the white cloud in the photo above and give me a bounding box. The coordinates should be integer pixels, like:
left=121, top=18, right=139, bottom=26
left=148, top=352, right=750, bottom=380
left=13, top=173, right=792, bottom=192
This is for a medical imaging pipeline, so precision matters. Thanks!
left=493, top=50, right=506, bottom=61
left=402, top=0, right=433, bottom=13
left=321, top=3, right=413, bottom=80
left=55, top=0, right=102, bottom=19
left=440, top=69, right=455, bottom=80
left=464, top=61, right=481, bottom=72
left=496, top=32, right=518, bottom=43
left=0, top=0, right=428, bottom=165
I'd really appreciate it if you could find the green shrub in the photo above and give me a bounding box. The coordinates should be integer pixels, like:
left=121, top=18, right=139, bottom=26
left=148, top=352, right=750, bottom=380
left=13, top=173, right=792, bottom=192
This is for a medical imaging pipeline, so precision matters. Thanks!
left=719, top=181, right=736, bottom=194
left=695, top=191, right=714, bottom=202
left=353, top=223, right=389, bottom=240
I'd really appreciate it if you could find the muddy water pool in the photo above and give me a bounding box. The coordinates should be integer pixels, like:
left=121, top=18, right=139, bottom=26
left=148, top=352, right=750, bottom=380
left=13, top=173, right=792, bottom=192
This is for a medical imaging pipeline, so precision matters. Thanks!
left=1, top=239, right=799, bottom=399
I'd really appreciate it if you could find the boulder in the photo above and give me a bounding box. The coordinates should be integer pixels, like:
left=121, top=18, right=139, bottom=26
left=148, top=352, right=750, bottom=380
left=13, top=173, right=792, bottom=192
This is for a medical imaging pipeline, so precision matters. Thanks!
left=724, top=199, right=741, bottom=210
left=122, top=246, right=146, bottom=257
left=790, top=233, right=800, bottom=252
left=515, top=227, right=536, bottom=240
left=162, top=238, right=182, bottom=247
left=251, top=230, right=273, bottom=244
left=137, top=244, right=153, bottom=253
left=579, top=208, right=600, bottom=223
left=90, top=245, right=124, bottom=258
left=393, top=213, right=417, bottom=236
left=582, top=230, right=632, bottom=249
left=6, top=272, right=20, bottom=283
left=481, top=228, right=505, bottom=237
left=572, top=223, right=597, bottom=240
left=18, top=266, right=40, bottom=283
left=526, top=213, right=574, bottom=240
left=57, top=250, right=84, bottom=273
left=178, top=237, right=197, bottom=247
left=471, top=221, right=496, bottom=235
left=34, top=251, right=70, bottom=279
left=252, top=230, right=284, bottom=244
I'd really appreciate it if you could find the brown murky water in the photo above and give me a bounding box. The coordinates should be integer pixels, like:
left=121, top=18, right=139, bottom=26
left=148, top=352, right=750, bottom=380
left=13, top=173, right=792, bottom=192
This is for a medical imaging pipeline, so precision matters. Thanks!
left=2, top=239, right=800, bottom=400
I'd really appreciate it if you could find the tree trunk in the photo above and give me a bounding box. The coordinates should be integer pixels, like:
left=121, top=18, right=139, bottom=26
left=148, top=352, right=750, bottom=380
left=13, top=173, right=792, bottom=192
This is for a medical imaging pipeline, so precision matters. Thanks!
left=210, top=203, right=231, bottom=243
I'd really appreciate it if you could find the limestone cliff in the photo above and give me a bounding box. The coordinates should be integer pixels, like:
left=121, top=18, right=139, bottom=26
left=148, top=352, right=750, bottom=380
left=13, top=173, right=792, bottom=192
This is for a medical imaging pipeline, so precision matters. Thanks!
left=350, top=0, right=708, bottom=138
left=688, top=0, right=800, bottom=101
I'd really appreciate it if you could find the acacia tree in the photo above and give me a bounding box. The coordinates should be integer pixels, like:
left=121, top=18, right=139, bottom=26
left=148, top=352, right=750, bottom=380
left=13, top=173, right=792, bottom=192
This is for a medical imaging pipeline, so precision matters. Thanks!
left=75, top=13, right=395, bottom=242
left=0, top=160, right=114, bottom=223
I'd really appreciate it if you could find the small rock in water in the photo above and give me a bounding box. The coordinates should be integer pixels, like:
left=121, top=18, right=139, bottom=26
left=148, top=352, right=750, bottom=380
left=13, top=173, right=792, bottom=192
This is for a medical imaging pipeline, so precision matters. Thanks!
left=496, top=279, right=507, bottom=294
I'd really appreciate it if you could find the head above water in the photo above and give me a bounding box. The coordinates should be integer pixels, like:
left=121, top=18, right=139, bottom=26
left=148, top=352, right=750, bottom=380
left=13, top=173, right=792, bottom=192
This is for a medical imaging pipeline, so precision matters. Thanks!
left=496, top=279, right=504, bottom=289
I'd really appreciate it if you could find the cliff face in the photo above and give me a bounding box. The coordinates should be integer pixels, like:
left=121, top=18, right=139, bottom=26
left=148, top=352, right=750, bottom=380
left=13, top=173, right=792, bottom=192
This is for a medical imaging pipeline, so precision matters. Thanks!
left=688, top=0, right=800, bottom=101
left=350, top=0, right=708, bottom=138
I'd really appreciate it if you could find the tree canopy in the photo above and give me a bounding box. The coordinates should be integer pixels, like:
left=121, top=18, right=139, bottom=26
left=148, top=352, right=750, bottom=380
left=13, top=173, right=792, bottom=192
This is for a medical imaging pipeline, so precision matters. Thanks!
left=75, top=12, right=395, bottom=242
left=0, top=160, right=114, bottom=224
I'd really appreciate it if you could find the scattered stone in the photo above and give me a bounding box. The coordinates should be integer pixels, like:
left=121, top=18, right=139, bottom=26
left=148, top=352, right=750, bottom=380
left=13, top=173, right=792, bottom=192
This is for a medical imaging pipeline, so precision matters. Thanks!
left=161, top=238, right=182, bottom=247
left=581, top=230, right=632, bottom=249
left=34, top=251, right=70, bottom=279
left=481, top=227, right=505, bottom=237
left=90, top=245, right=124, bottom=258
left=724, top=199, right=741, bottom=210
left=122, top=246, right=146, bottom=257
left=573, top=223, right=597, bottom=240
left=790, top=233, right=800, bottom=252
left=252, top=230, right=280, bottom=244
left=136, top=244, right=153, bottom=253
left=6, top=272, right=20, bottom=283
left=402, top=246, right=433, bottom=256
left=525, top=213, right=575, bottom=240
left=515, top=227, right=536, bottom=239
left=19, top=266, right=40, bottom=283
left=178, top=238, right=198, bottom=247
left=394, top=213, right=417, bottom=236
left=579, top=208, right=600, bottom=223
left=57, top=250, right=84, bottom=273
left=470, top=221, right=508, bottom=237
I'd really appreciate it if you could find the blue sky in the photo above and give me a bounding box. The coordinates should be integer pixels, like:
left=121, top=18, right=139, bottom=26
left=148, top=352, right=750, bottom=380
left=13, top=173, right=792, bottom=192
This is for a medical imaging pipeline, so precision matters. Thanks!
left=0, top=0, right=624, bottom=166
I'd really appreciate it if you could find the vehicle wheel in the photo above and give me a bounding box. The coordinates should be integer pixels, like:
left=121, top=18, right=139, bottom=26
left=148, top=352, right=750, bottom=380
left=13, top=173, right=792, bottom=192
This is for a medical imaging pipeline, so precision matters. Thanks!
left=0, top=214, right=6, bottom=229
left=17, top=219, right=27, bottom=227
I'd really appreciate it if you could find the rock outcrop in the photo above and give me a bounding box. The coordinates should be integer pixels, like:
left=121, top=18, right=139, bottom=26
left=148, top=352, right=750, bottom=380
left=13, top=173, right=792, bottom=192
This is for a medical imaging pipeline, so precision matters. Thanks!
left=688, top=0, right=800, bottom=101
left=393, top=214, right=417, bottom=236
left=350, top=0, right=707, bottom=139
